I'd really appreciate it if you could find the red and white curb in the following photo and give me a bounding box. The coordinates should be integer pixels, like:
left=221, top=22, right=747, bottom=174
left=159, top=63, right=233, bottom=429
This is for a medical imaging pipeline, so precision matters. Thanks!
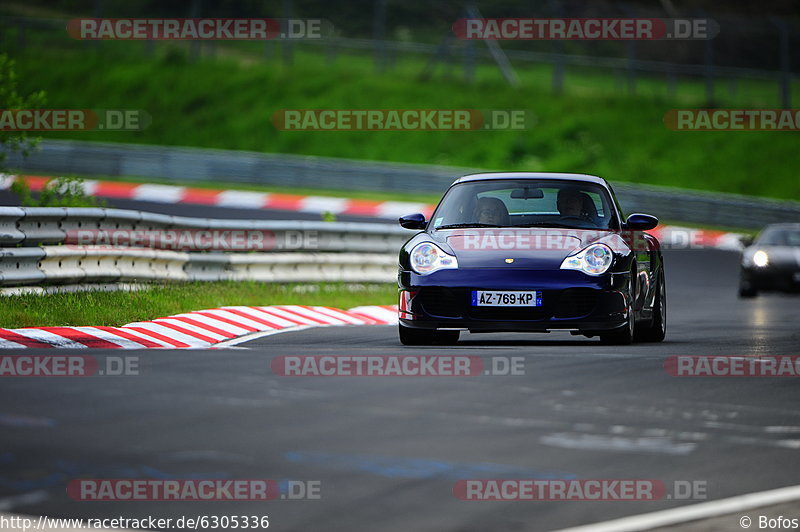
left=649, top=225, right=744, bottom=251
left=0, top=305, right=398, bottom=349
left=1, top=175, right=435, bottom=220
left=1, top=175, right=744, bottom=250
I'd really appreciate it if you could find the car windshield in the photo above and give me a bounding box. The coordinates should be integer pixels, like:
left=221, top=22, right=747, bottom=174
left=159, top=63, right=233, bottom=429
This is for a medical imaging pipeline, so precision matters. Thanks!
left=431, top=179, right=618, bottom=230
left=757, top=227, right=800, bottom=246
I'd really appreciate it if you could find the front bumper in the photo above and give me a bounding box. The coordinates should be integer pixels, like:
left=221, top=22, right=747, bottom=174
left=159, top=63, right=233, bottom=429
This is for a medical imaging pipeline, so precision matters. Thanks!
left=741, top=266, right=800, bottom=292
left=398, top=268, right=631, bottom=333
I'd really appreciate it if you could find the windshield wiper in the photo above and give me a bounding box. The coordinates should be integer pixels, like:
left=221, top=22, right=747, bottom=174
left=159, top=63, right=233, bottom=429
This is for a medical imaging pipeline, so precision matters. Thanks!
left=436, top=223, right=504, bottom=229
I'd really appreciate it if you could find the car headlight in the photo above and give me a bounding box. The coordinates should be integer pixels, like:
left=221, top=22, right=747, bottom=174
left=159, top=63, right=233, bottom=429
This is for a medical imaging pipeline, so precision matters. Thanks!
left=753, top=250, right=769, bottom=267
left=560, top=243, right=614, bottom=276
left=409, top=242, right=458, bottom=275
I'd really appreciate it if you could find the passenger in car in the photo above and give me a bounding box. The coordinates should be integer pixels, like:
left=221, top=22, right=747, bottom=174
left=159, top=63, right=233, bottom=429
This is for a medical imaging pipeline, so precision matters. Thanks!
left=474, top=197, right=510, bottom=225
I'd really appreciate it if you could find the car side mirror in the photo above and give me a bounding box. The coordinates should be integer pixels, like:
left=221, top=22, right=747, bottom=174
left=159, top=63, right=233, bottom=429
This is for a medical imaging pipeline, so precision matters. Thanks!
left=624, top=213, right=659, bottom=231
left=739, top=234, right=755, bottom=247
left=399, top=213, right=426, bottom=230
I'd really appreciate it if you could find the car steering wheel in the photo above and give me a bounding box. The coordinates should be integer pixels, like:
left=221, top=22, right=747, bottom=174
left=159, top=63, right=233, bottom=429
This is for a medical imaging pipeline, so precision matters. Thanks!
left=561, top=215, right=596, bottom=227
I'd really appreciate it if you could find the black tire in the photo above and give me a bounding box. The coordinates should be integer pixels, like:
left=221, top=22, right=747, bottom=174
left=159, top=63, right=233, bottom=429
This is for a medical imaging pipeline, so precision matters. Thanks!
left=399, top=324, right=459, bottom=346
left=599, top=310, right=634, bottom=345
left=738, top=283, right=757, bottom=298
left=637, top=269, right=666, bottom=342
left=739, top=271, right=757, bottom=298
left=738, top=286, right=757, bottom=298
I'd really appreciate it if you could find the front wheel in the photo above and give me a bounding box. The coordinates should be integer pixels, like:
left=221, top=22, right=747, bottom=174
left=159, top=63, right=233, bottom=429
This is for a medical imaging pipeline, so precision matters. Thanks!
left=600, top=269, right=636, bottom=345
left=738, top=271, right=758, bottom=298
left=599, top=311, right=634, bottom=345
left=637, top=269, right=666, bottom=342
left=738, top=286, right=757, bottom=298
left=399, top=324, right=459, bottom=346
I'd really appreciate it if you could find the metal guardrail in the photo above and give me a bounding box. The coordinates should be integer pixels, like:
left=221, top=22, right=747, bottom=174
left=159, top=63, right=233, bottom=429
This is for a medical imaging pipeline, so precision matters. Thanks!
left=1, top=139, right=470, bottom=194
left=0, top=246, right=397, bottom=286
left=0, top=206, right=403, bottom=286
left=0, top=206, right=410, bottom=251
left=3, top=140, right=800, bottom=229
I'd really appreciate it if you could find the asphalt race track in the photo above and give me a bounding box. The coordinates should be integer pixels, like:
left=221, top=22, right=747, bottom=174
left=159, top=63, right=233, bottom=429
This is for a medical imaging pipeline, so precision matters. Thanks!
left=2, top=248, right=800, bottom=531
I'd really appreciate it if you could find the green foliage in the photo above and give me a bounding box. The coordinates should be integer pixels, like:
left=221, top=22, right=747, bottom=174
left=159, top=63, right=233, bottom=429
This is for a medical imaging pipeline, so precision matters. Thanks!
left=10, top=175, right=104, bottom=207
left=0, top=53, right=46, bottom=170
left=7, top=46, right=800, bottom=201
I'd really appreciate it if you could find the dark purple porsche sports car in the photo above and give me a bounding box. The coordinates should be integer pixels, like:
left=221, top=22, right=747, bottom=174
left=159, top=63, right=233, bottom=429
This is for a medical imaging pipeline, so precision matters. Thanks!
left=397, top=172, right=666, bottom=346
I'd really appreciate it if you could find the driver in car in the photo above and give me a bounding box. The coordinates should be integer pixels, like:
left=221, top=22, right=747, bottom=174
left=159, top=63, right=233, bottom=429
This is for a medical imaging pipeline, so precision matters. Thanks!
left=557, top=188, right=585, bottom=218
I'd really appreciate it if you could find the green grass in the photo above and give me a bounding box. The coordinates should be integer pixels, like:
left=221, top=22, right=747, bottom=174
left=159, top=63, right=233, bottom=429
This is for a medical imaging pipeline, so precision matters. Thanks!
left=3, top=33, right=800, bottom=202
left=0, top=282, right=396, bottom=328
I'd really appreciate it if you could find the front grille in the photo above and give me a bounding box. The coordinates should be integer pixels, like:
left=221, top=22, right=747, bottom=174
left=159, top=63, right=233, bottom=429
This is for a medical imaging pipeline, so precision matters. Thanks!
left=418, top=287, right=463, bottom=318
left=417, top=287, right=599, bottom=321
left=553, top=288, right=599, bottom=318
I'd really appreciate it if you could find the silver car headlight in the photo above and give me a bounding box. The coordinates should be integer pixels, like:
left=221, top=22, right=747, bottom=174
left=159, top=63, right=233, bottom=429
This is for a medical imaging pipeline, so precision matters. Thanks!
left=561, top=243, right=614, bottom=276
left=409, top=242, right=458, bottom=275
left=752, top=250, right=769, bottom=267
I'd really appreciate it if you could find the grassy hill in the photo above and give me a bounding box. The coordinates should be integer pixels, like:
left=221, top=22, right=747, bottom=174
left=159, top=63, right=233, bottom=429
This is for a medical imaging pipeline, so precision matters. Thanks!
left=5, top=39, right=800, bottom=201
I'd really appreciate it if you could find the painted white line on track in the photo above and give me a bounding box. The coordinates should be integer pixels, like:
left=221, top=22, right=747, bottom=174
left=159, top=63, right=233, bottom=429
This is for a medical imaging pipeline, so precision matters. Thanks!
left=556, top=484, right=800, bottom=532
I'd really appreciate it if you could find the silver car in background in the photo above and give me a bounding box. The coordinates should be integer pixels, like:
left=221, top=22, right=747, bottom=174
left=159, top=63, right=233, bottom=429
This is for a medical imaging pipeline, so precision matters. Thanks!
left=739, top=223, right=800, bottom=298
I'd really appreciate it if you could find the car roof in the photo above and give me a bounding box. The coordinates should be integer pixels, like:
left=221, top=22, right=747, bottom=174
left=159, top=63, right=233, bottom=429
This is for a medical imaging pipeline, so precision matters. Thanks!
left=452, top=172, right=610, bottom=187
left=762, top=223, right=800, bottom=230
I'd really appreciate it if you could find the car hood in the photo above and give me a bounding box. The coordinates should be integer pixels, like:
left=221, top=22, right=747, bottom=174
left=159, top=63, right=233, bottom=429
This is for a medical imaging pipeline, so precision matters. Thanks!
left=434, top=227, right=624, bottom=269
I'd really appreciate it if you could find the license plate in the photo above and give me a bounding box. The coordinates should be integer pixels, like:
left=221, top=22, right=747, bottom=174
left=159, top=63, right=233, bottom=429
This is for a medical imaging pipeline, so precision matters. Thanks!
left=471, top=290, right=541, bottom=307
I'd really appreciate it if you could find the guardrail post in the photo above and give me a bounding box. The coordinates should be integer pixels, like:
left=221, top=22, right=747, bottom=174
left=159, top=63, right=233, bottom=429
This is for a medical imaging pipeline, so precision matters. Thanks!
left=770, top=17, right=792, bottom=109
left=0, top=248, right=46, bottom=286
left=39, top=246, right=87, bottom=284
left=282, top=0, right=294, bottom=66
left=0, top=207, right=27, bottom=245
left=185, top=253, right=231, bottom=281
left=18, top=207, right=68, bottom=245
left=704, top=31, right=715, bottom=103
left=373, top=0, right=388, bottom=73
